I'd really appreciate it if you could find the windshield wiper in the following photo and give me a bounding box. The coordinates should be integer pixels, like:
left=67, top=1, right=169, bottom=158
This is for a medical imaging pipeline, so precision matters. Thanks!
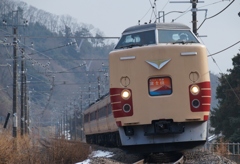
left=119, top=43, right=143, bottom=49
left=172, top=41, right=197, bottom=44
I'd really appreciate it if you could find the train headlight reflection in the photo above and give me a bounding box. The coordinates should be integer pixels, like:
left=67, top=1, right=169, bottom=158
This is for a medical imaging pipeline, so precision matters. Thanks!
left=190, top=85, right=200, bottom=95
left=121, top=89, right=131, bottom=100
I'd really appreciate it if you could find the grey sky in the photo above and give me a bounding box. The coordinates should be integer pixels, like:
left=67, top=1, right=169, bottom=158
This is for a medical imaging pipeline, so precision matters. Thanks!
left=20, top=0, right=240, bottom=74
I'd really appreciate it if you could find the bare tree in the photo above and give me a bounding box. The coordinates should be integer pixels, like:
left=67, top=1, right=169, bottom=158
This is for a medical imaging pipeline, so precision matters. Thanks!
left=25, top=6, right=38, bottom=23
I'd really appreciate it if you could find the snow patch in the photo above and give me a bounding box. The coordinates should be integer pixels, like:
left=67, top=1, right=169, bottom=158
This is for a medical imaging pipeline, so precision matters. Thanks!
left=76, top=150, right=114, bottom=164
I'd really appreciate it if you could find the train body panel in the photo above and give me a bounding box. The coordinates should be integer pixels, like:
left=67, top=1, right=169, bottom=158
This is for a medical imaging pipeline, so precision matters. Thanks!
left=83, top=22, right=211, bottom=153
left=109, top=44, right=210, bottom=125
left=84, top=96, right=118, bottom=135
left=118, top=121, right=207, bottom=145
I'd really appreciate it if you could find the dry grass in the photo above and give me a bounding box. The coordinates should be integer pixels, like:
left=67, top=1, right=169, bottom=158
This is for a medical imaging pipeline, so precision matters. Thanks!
left=41, top=138, right=90, bottom=164
left=0, top=131, right=90, bottom=164
left=214, top=138, right=229, bottom=156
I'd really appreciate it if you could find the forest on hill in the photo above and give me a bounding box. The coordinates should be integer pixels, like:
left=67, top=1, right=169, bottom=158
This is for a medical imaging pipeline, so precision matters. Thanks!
left=0, top=0, right=116, bottom=129
left=0, top=0, right=221, bottom=136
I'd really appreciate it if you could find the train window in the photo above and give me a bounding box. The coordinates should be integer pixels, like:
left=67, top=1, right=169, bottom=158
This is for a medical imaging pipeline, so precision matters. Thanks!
left=84, top=114, right=89, bottom=123
left=115, top=30, right=156, bottom=49
left=158, top=30, right=199, bottom=44
left=98, top=106, right=106, bottom=118
left=148, top=77, right=172, bottom=96
left=90, top=112, right=95, bottom=121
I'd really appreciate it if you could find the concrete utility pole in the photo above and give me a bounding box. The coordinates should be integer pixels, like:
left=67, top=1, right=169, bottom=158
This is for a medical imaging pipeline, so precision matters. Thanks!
left=192, top=0, right=198, bottom=36
left=12, top=26, right=18, bottom=138
left=21, top=48, right=25, bottom=136
left=10, top=10, right=29, bottom=137
left=168, top=0, right=204, bottom=36
left=98, top=76, right=100, bottom=99
left=24, top=77, right=29, bottom=134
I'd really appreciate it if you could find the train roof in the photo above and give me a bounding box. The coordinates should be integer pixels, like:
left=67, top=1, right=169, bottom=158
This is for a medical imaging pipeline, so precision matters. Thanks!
left=122, top=23, right=190, bottom=34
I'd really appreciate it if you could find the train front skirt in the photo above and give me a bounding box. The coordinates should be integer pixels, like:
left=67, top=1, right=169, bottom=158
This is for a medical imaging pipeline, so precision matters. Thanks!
left=118, top=121, right=207, bottom=153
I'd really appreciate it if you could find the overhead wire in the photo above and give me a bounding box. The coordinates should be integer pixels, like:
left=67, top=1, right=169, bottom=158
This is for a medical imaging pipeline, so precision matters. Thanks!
left=149, top=0, right=157, bottom=23
left=139, top=7, right=152, bottom=23
left=0, top=18, right=112, bottom=125
left=208, top=41, right=240, bottom=57
left=170, top=0, right=232, bottom=22
left=20, top=58, right=108, bottom=61
left=1, top=35, right=120, bottom=39
left=200, top=38, right=240, bottom=102
left=198, top=0, right=226, bottom=9
left=2, top=44, right=13, bottom=78
left=161, top=0, right=170, bottom=11
left=27, top=41, right=77, bottom=56
left=171, top=5, right=192, bottom=22
left=197, top=0, right=235, bottom=30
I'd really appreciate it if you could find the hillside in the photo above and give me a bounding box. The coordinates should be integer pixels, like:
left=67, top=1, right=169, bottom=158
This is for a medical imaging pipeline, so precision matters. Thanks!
left=0, top=0, right=219, bottom=134
left=0, top=0, right=115, bottom=128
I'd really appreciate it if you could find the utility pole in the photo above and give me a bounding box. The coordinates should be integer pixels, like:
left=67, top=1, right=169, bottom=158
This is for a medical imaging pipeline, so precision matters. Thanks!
left=10, top=10, right=29, bottom=138
left=98, top=76, right=100, bottom=99
left=12, top=26, right=18, bottom=138
left=24, top=78, right=29, bottom=134
left=192, top=0, right=198, bottom=36
left=20, top=48, right=25, bottom=136
left=80, top=93, right=83, bottom=140
left=73, top=101, right=77, bottom=140
left=88, top=83, right=91, bottom=105
left=168, top=0, right=204, bottom=36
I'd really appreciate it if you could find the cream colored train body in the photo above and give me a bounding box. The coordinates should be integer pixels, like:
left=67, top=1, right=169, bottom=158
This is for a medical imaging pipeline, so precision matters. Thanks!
left=84, top=23, right=211, bottom=153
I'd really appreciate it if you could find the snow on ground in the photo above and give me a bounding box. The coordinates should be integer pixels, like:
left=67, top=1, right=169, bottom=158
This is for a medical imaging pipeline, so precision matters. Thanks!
left=76, top=150, right=114, bottom=164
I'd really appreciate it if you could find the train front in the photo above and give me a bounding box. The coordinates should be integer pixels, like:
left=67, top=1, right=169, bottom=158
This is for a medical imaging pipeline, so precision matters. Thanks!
left=109, top=23, right=211, bottom=153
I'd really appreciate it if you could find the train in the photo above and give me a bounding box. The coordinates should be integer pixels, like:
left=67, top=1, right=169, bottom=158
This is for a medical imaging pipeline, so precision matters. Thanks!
left=83, top=22, right=211, bottom=153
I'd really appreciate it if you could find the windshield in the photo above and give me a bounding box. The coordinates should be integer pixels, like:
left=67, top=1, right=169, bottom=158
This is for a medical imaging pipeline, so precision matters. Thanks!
left=158, top=30, right=199, bottom=44
left=115, top=30, right=156, bottom=49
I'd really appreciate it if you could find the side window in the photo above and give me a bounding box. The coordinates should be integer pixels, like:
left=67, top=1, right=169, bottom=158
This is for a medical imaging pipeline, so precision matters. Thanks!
left=95, top=111, right=98, bottom=120
left=98, top=106, right=106, bottom=118
left=90, top=112, right=95, bottom=121
left=84, top=114, right=89, bottom=123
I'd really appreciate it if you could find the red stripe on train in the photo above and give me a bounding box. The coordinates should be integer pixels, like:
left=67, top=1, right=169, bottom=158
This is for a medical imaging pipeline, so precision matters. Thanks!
left=189, top=81, right=211, bottom=112
left=110, top=88, right=133, bottom=118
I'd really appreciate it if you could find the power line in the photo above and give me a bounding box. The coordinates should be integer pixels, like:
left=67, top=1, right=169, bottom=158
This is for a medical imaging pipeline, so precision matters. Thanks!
left=161, top=0, right=170, bottom=11
left=208, top=40, right=240, bottom=57
left=1, top=35, right=120, bottom=39
left=149, top=0, right=157, bottom=23
left=139, top=7, right=152, bottom=23
left=27, top=42, right=76, bottom=56
left=170, top=5, right=192, bottom=22
left=199, top=37, right=240, bottom=103
left=197, top=0, right=235, bottom=30
left=5, top=57, right=108, bottom=61
left=198, top=0, right=225, bottom=9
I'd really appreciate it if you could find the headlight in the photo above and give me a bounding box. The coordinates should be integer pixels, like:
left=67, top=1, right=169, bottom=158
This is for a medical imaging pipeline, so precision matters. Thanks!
left=121, top=89, right=131, bottom=100
left=190, top=85, right=200, bottom=95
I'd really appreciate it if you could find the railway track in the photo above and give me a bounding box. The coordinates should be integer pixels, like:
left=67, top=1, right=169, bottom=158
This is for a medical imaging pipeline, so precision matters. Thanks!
left=134, top=155, right=184, bottom=164
left=39, top=139, right=185, bottom=163
left=131, top=151, right=185, bottom=164
left=144, top=152, right=185, bottom=164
